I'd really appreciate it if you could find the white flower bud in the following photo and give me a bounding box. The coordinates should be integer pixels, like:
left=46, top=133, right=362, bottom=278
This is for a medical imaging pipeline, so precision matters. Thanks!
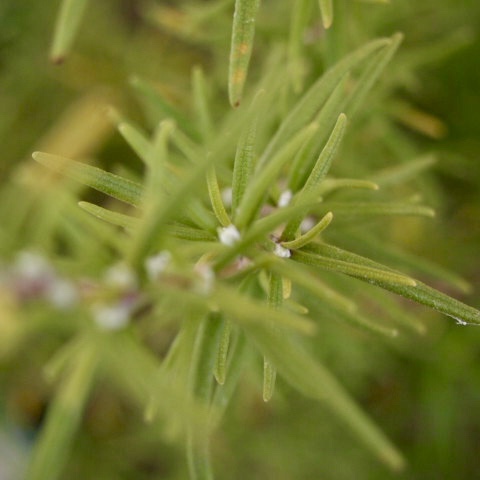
left=145, top=251, right=171, bottom=281
left=273, top=244, right=291, bottom=258
left=218, top=225, right=241, bottom=246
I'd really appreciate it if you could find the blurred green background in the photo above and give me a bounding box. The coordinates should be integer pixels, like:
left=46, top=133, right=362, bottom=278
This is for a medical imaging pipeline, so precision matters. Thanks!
left=1, top=1, right=480, bottom=479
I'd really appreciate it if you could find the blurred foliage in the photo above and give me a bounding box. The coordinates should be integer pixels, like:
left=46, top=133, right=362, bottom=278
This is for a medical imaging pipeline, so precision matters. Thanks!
left=1, top=1, right=480, bottom=479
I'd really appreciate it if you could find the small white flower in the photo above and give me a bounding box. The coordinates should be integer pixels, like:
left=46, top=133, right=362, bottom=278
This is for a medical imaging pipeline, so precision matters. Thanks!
left=218, top=225, right=241, bottom=246
left=278, top=189, right=293, bottom=208
left=92, top=303, right=130, bottom=330
left=145, top=251, right=171, bottom=281
left=104, top=263, right=137, bottom=289
left=46, top=279, right=78, bottom=309
left=194, top=263, right=215, bottom=295
left=273, top=244, right=291, bottom=258
left=300, top=217, right=316, bottom=233
left=14, top=251, right=54, bottom=282
left=222, top=187, right=233, bottom=207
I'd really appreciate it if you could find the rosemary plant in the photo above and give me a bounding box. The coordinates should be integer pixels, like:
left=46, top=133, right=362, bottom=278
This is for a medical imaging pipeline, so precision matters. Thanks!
left=1, top=1, right=479, bottom=479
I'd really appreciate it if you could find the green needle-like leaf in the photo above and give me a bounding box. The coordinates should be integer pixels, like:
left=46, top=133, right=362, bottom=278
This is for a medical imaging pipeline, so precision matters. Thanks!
left=317, top=179, right=379, bottom=196
left=32, top=152, right=143, bottom=206
left=281, top=211, right=333, bottom=250
left=305, top=243, right=480, bottom=325
left=288, top=0, right=312, bottom=92
left=187, top=313, right=224, bottom=480
left=211, top=330, right=248, bottom=425
left=79, top=202, right=216, bottom=241
left=345, top=33, right=403, bottom=119
left=117, top=122, right=152, bottom=166
left=231, top=102, right=259, bottom=218
left=301, top=113, right=348, bottom=193
left=338, top=231, right=471, bottom=294
left=50, top=0, right=90, bottom=63
left=317, top=202, right=435, bottom=220
left=193, top=66, right=215, bottom=142
left=214, top=317, right=233, bottom=385
left=206, top=166, right=231, bottom=227
left=293, top=250, right=417, bottom=287
left=318, top=0, right=333, bottom=29
left=228, top=0, right=261, bottom=107
left=283, top=113, right=347, bottom=240
left=78, top=201, right=138, bottom=229
left=263, top=272, right=283, bottom=401
left=371, top=154, right=437, bottom=187
left=289, top=74, right=349, bottom=191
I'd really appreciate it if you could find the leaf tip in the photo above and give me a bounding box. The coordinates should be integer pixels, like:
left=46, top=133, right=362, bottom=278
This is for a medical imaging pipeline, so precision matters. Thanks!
left=214, top=372, right=226, bottom=386
left=322, top=15, right=333, bottom=30
left=50, top=55, right=66, bottom=65
left=391, top=32, right=405, bottom=45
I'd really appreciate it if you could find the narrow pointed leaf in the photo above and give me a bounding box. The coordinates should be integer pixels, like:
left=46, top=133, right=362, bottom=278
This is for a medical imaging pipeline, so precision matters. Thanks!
left=192, top=66, right=215, bottom=142
left=263, top=272, right=283, bottom=401
left=305, top=243, right=480, bottom=325
left=145, top=120, right=175, bottom=197
left=317, top=179, right=379, bottom=196
left=214, top=318, right=233, bottom=385
left=211, top=330, right=248, bottom=425
left=289, top=74, right=349, bottom=191
left=206, top=167, right=231, bottom=227
left=340, top=231, right=471, bottom=294
left=317, top=202, right=435, bottom=220
left=288, top=0, right=312, bottom=92
left=263, top=359, right=276, bottom=402
left=171, top=128, right=202, bottom=164
left=231, top=107, right=259, bottom=218
left=187, top=313, right=232, bottom=479
left=167, top=224, right=217, bottom=242
left=318, top=0, right=333, bottom=29
left=283, top=113, right=347, bottom=240
left=281, top=211, right=333, bottom=250
left=50, top=0, right=90, bottom=63
left=228, top=0, right=261, bottom=107
left=371, top=154, right=437, bottom=187
left=118, top=122, right=152, bottom=165
left=190, top=313, right=225, bottom=400
left=33, top=152, right=143, bottom=206
left=302, top=113, right=348, bottom=193
left=293, top=250, right=417, bottom=287
left=78, top=201, right=138, bottom=229
left=346, top=33, right=403, bottom=119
